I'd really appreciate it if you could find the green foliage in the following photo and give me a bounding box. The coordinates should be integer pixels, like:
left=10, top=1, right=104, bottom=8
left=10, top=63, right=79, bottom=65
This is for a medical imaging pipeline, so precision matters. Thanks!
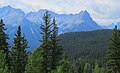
left=99, top=67, right=105, bottom=73
left=52, top=53, right=70, bottom=73
left=40, top=11, right=52, bottom=73
left=83, top=63, right=91, bottom=73
left=0, top=19, right=10, bottom=70
left=50, top=17, right=63, bottom=71
left=106, top=26, right=120, bottom=73
left=21, top=34, right=29, bottom=72
left=0, top=19, right=9, bottom=52
left=92, top=62, right=105, bottom=73
left=59, top=29, right=112, bottom=65
left=1, top=13, right=117, bottom=73
left=26, top=11, right=64, bottom=73
left=25, top=48, right=43, bottom=73
left=11, top=26, right=28, bottom=73
left=92, top=63, right=100, bottom=73
left=0, top=50, right=9, bottom=73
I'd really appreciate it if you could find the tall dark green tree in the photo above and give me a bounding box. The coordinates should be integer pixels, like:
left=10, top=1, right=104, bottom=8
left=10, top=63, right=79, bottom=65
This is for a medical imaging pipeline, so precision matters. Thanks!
left=21, top=34, right=29, bottom=73
left=25, top=12, right=64, bottom=73
left=0, top=50, right=9, bottom=73
left=40, top=11, right=52, bottom=73
left=106, top=25, right=120, bottom=73
left=25, top=48, right=43, bottom=73
left=11, top=26, right=28, bottom=73
left=52, top=53, right=70, bottom=73
left=0, top=19, right=10, bottom=70
left=50, top=17, right=63, bottom=71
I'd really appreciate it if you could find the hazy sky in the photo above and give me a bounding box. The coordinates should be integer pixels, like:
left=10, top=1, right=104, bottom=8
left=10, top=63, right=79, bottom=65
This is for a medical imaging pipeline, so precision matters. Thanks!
left=0, top=0, right=120, bottom=25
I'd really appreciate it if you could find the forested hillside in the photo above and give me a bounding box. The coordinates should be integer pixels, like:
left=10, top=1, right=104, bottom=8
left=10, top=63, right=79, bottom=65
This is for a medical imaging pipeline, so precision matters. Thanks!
left=0, top=10, right=120, bottom=73
left=59, top=30, right=112, bottom=64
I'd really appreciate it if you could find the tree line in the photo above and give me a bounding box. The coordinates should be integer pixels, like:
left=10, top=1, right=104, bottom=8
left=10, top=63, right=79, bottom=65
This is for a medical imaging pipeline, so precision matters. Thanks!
left=0, top=11, right=120, bottom=73
left=58, top=29, right=112, bottom=63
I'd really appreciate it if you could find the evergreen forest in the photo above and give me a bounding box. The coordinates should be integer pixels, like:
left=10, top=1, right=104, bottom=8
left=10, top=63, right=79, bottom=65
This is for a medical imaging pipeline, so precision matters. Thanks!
left=0, top=11, right=120, bottom=73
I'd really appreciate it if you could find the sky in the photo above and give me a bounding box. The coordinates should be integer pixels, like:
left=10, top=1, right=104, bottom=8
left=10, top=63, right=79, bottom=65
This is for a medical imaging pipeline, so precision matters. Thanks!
left=0, top=0, right=120, bottom=25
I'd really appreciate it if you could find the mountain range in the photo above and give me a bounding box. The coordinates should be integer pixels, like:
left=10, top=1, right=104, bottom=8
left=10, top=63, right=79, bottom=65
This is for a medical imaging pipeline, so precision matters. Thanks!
left=0, top=5, right=118, bottom=50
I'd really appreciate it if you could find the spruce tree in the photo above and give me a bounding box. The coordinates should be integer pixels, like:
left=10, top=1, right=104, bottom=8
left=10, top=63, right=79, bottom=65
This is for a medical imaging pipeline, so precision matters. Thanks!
left=21, top=34, right=29, bottom=73
left=39, top=11, right=52, bottom=73
left=26, top=12, right=64, bottom=73
left=92, top=62, right=100, bottom=73
left=53, top=53, right=70, bottom=73
left=100, top=67, right=105, bottom=73
left=50, top=17, right=63, bottom=71
left=0, top=50, right=9, bottom=73
left=0, top=19, right=10, bottom=71
left=83, top=63, right=91, bottom=73
left=106, top=25, right=120, bottom=73
left=76, top=60, right=82, bottom=73
left=11, top=26, right=28, bottom=73
left=92, top=62, right=105, bottom=73
left=25, top=48, right=43, bottom=73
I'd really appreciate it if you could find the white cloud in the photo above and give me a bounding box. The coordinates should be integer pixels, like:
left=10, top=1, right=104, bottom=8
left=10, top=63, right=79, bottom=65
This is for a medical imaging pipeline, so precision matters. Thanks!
left=0, top=0, right=120, bottom=25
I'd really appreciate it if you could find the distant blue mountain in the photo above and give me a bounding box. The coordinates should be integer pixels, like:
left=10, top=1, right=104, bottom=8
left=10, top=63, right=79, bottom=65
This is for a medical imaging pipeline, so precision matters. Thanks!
left=107, top=22, right=120, bottom=29
left=0, top=5, right=104, bottom=50
left=26, top=10, right=102, bottom=33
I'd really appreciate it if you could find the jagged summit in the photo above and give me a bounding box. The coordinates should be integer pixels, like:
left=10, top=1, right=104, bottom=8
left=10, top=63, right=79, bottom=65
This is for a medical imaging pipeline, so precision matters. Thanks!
left=0, top=5, right=103, bottom=50
left=79, top=10, right=92, bottom=21
left=2, top=5, right=12, bottom=9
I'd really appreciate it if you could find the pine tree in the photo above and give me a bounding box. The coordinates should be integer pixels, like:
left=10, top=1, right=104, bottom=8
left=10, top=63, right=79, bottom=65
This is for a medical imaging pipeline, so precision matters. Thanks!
left=92, top=62, right=105, bottom=73
left=52, top=53, right=70, bottom=73
left=40, top=11, right=52, bottom=73
left=0, top=19, right=10, bottom=70
left=76, top=60, right=82, bottom=73
left=92, top=62, right=100, bottom=73
left=11, top=26, right=28, bottom=73
left=50, top=17, right=63, bottom=71
left=0, top=50, right=9, bottom=73
left=26, top=12, right=64, bottom=73
left=21, top=34, right=29, bottom=73
left=99, top=67, right=105, bottom=73
left=106, top=25, right=120, bottom=73
left=83, top=63, right=91, bottom=73
left=25, top=48, right=43, bottom=73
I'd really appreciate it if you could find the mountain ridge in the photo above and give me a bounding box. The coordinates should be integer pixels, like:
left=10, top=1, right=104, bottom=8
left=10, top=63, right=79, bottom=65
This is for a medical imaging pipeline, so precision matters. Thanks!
left=0, top=5, right=114, bottom=50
